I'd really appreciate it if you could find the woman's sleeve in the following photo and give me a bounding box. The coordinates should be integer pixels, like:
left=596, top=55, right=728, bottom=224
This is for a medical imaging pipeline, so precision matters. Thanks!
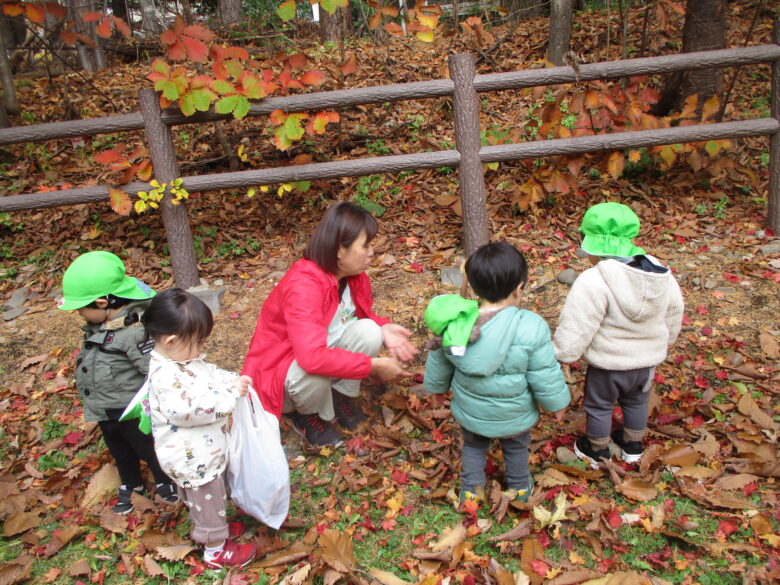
left=152, top=365, right=240, bottom=428
left=284, top=280, right=373, bottom=380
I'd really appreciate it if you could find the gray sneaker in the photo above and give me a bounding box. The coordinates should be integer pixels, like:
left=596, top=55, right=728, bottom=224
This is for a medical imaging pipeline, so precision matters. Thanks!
left=113, top=485, right=144, bottom=515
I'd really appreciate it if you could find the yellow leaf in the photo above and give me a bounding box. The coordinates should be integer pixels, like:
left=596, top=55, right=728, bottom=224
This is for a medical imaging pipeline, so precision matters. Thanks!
left=247, top=188, right=256, bottom=198
left=415, top=28, right=434, bottom=43
left=134, top=200, right=147, bottom=214
left=701, top=95, right=720, bottom=121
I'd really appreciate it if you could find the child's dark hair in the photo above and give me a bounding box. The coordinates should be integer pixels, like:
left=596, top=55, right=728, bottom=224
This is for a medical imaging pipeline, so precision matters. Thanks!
left=142, top=288, right=213, bottom=346
left=83, top=295, right=131, bottom=309
left=465, top=242, right=528, bottom=303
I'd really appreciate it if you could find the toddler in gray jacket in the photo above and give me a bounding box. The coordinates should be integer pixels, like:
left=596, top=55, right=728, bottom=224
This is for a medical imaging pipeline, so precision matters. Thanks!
left=553, top=202, right=684, bottom=468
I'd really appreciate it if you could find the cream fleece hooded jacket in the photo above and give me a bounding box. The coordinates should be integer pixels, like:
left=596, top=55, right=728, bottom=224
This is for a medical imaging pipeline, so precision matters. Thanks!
left=553, top=257, right=684, bottom=370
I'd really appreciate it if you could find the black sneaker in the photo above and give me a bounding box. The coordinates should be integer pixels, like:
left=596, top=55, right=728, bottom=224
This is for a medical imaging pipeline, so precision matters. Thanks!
left=288, top=411, right=344, bottom=447
left=611, top=430, right=644, bottom=464
left=332, top=389, right=368, bottom=430
left=573, top=436, right=610, bottom=470
left=155, top=482, right=180, bottom=505
left=113, top=485, right=144, bottom=515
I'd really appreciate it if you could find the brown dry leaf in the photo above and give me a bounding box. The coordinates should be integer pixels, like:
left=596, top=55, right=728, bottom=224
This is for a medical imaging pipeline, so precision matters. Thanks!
left=537, top=467, right=576, bottom=488
left=430, top=523, right=466, bottom=552
left=40, top=566, right=62, bottom=583
left=317, top=529, right=355, bottom=573
left=615, top=479, right=658, bottom=502
left=713, top=473, right=760, bottom=491
left=0, top=557, right=33, bottom=585
left=691, top=431, right=720, bottom=459
left=488, top=557, right=521, bottom=585
left=759, top=332, right=779, bottom=358
left=143, top=555, right=165, bottom=577
left=99, top=507, right=128, bottom=534
left=749, top=514, right=773, bottom=535
left=80, top=464, right=120, bottom=509
left=23, top=463, right=43, bottom=480
left=548, top=569, right=603, bottom=585
left=281, top=562, right=312, bottom=585
left=68, top=558, right=90, bottom=577
left=660, top=445, right=700, bottom=467
left=19, top=354, right=47, bottom=370
left=737, top=393, right=776, bottom=431
left=139, top=530, right=190, bottom=549
left=489, top=518, right=531, bottom=542
left=257, top=541, right=313, bottom=568
left=323, top=568, right=343, bottom=585
left=434, top=194, right=459, bottom=207
left=674, top=466, right=718, bottom=479
left=520, top=538, right=544, bottom=585
left=369, top=568, right=415, bottom=585
left=42, top=525, right=84, bottom=558
left=703, top=491, right=758, bottom=510
left=3, top=510, right=41, bottom=537
left=156, top=544, right=198, bottom=561
left=581, top=571, right=653, bottom=584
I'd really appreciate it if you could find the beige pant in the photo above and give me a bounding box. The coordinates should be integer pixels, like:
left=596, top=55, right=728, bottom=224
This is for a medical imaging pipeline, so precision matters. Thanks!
left=282, top=319, right=383, bottom=421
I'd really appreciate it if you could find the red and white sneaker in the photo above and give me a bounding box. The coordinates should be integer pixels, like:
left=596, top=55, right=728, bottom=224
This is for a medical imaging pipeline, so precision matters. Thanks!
left=204, top=540, right=256, bottom=569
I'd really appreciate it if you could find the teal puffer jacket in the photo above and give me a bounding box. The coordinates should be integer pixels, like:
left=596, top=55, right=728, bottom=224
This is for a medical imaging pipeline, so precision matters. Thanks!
left=424, top=306, right=569, bottom=438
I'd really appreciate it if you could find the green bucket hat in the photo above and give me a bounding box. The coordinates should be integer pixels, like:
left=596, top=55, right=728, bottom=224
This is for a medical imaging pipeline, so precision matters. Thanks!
left=579, top=202, right=646, bottom=258
left=58, top=251, right=155, bottom=311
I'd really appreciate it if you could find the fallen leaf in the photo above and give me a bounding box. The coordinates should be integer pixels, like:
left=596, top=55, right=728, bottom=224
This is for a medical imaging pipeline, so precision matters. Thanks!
left=281, top=562, right=311, bottom=585
left=3, top=511, right=41, bottom=537
left=489, top=518, right=531, bottom=542
left=0, top=557, right=33, bottom=585
left=759, top=332, right=778, bottom=358
left=737, top=393, right=776, bottom=431
left=317, top=529, right=354, bottom=573
left=68, top=558, right=90, bottom=577
left=142, top=555, right=165, bottom=577
left=660, top=445, right=700, bottom=467
left=714, top=474, right=760, bottom=491
left=81, top=464, right=120, bottom=509
left=615, top=479, right=658, bottom=502
left=369, top=568, right=415, bottom=585
left=156, top=544, right=198, bottom=561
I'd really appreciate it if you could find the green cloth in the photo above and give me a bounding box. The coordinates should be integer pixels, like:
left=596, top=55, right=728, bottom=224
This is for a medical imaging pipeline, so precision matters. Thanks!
left=580, top=202, right=645, bottom=258
left=59, top=251, right=155, bottom=311
left=424, top=294, right=479, bottom=353
left=119, top=383, right=152, bottom=434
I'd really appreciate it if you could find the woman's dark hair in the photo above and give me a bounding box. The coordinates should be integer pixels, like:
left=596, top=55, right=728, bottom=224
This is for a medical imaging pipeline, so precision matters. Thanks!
left=304, top=202, right=378, bottom=274
left=465, top=242, right=528, bottom=303
left=142, top=288, right=213, bottom=346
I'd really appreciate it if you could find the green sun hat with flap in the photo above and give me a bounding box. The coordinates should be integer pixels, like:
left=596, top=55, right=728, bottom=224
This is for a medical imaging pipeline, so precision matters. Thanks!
left=579, top=202, right=646, bottom=258
left=58, top=251, right=155, bottom=311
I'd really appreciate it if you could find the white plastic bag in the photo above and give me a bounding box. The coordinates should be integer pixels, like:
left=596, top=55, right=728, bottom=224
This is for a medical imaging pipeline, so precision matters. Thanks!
left=227, top=390, right=290, bottom=529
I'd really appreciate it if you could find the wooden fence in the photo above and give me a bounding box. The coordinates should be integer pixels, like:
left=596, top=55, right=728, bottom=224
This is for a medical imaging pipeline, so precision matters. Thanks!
left=1, top=28, right=779, bottom=289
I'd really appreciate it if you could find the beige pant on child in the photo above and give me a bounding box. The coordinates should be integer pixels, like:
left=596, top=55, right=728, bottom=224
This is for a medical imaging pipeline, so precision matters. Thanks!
left=282, top=319, right=383, bottom=421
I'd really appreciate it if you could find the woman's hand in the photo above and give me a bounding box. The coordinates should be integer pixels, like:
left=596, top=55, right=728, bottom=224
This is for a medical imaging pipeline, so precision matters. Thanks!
left=381, top=323, right=419, bottom=363
left=233, top=375, right=252, bottom=397
left=370, top=357, right=411, bottom=383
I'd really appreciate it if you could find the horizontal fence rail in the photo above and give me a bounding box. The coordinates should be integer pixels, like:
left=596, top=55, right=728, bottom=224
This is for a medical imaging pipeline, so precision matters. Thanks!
left=2, top=118, right=775, bottom=213
left=1, top=44, right=778, bottom=146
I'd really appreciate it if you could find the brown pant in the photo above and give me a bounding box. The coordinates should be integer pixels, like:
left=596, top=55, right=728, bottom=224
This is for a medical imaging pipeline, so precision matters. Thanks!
left=178, top=475, right=229, bottom=547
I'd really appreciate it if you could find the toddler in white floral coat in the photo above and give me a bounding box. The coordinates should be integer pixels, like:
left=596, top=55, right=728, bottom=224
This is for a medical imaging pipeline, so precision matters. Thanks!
left=142, top=288, right=255, bottom=570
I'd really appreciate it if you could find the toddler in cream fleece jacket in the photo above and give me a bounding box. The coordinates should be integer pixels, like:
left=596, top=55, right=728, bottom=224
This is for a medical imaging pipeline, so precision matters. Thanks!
left=553, top=202, right=684, bottom=468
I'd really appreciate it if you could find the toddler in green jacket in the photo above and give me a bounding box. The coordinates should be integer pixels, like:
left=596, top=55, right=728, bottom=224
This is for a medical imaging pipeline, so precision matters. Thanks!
left=423, top=242, right=570, bottom=504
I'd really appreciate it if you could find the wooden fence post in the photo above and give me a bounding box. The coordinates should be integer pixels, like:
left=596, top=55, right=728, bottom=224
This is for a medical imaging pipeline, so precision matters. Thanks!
left=138, top=88, right=200, bottom=289
left=769, top=21, right=780, bottom=233
left=449, top=53, right=489, bottom=257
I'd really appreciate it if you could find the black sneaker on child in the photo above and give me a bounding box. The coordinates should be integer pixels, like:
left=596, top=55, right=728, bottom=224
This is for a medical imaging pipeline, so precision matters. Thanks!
left=155, top=482, right=180, bottom=505
left=113, top=485, right=144, bottom=515
left=573, top=436, right=610, bottom=470
left=332, top=389, right=368, bottom=430
left=288, top=411, right=344, bottom=447
left=611, top=430, right=644, bottom=464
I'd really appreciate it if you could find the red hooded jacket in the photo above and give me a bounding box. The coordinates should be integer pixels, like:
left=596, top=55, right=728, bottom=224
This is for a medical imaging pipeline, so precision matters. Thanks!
left=242, top=258, right=389, bottom=418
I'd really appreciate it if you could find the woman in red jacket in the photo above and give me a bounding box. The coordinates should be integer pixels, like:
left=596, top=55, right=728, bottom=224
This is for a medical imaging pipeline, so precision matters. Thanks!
left=243, top=202, right=417, bottom=447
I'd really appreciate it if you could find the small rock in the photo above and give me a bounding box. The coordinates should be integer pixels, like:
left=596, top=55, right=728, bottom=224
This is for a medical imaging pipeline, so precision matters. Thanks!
left=266, top=270, right=286, bottom=281
left=725, top=352, right=743, bottom=367
left=714, top=287, right=737, bottom=295
left=188, top=286, right=226, bottom=316
left=755, top=230, right=765, bottom=240
left=213, top=279, right=225, bottom=287
left=759, top=240, right=780, bottom=255
left=3, top=307, right=28, bottom=321
left=440, top=267, right=463, bottom=288
left=556, top=447, right=578, bottom=464
left=556, top=268, right=579, bottom=286
left=5, top=287, right=30, bottom=310
left=708, top=245, right=725, bottom=254
left=575, top=247, right=589, bottom=259
left=691, top=277, right=701, bottom=287
left=703, top=278, right=717, bottom=290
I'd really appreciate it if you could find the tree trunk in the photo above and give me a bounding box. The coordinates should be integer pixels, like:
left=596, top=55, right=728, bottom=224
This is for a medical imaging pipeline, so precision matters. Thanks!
left=650, top=0, right=727, bottom=116
left=110, top=0, right=127, bottom=23
left=219, top=0, right=243, bottom=26
left=0, top=14, right=20, bottom=114
left=319, top=5, right=353, bottom=43
left=138, top=0, right=163, bottom=37
left=548, top=0, right=573, bottom=66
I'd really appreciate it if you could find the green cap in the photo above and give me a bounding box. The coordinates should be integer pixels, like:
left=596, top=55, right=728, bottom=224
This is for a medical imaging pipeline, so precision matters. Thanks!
left=579, top=202, right=646, bottom=258
left=58, top=251, right=155, bottom=311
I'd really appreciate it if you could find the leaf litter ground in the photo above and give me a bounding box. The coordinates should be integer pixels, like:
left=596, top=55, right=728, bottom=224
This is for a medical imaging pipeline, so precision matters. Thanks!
left=1, top=4, right=779, bottom=585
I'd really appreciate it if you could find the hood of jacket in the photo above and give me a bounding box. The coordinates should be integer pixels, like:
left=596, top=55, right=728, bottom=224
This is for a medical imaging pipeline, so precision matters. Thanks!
left=448, top=307, right=524, bottom=377
left=596, top=258, right=674, bottom=323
